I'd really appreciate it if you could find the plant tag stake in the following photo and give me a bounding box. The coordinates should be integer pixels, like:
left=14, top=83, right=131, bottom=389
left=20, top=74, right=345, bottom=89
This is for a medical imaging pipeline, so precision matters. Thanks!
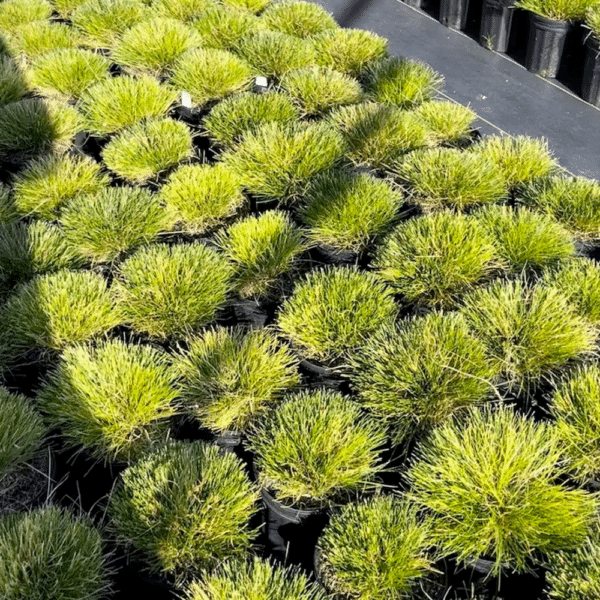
left=254, top=76, right=268, bottom=93
left=181, top=91, right=192, bottom=108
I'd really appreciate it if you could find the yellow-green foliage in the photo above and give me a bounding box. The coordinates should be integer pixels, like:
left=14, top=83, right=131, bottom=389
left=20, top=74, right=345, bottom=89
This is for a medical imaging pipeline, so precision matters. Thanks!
left=515, top=0, right=597, bottom=21
left=52, top=0, right=91, bottom=17
left=414, top=100, right=477, bottom=145
left=0, top=184, right=16, bottom=225
left=221, top=0, right=272, bottom=13
left=0, top=55, right=29, bottom=107
left=192, top=4, right=264, bottom=50
left=587, top=2, right=600, bottom=38
left=151, top=0, right=215, bottom=21
left=5, top=21, right=82, bottom=59
left=0, top=0, right=52, bottom=33
left=261, top=1, right=338, bottom=38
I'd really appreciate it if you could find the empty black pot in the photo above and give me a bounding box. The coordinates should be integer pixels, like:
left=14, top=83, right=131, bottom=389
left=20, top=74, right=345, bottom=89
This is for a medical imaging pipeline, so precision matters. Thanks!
left=479, top=0, right=515, bottom=52
left=582, top=34, right=600, bottom=106
left=525, top=12, right=570, bottom=77
left=440, top=0, right=471, bottom=30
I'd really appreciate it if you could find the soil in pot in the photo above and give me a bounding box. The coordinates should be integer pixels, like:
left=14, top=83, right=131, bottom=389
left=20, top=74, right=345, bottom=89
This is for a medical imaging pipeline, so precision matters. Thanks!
left=525, top=12, right=571, bottom=78
left=440, top=0, right=471, bottom=30
left=581, top=34, right=600, bottom=106
left=479, top=0, right=515, bottom=53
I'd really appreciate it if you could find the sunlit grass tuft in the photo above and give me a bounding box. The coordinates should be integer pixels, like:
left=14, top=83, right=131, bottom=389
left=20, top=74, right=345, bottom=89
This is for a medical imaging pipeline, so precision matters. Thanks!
left=0, top=55, right=29, bottom=107
left=5, top=21, right=82, bottom=59
left=261, top=0, right=338, bottom=38
left=151, top=0, right=214, bottom=21
left=414, top=100, right=477, bottom=145
left=0, top=0, right=52, bottom=33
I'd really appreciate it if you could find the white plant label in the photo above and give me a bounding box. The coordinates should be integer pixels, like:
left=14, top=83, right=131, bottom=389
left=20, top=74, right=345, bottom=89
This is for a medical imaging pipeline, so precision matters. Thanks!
left=181, top=91, right=192, bottom=108
left=255, top=76, right=268, bottom=88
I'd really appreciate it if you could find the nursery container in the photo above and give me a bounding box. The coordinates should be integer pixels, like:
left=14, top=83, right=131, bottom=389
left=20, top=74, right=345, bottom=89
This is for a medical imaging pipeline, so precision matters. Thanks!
left=440, top=0, right=471, bottom=30
left=582, top=35, right=600, bottom=106
left=213, top=430, right=243, bottom=453
left=403, top=0, right=422, bottom=7
left=479, top=0, right=515, bottom=52
left=315, top=244, right=359, bottom=266
left=525, top=12, right=571, bottom=77
left=232, top=297, right=271, bottom=328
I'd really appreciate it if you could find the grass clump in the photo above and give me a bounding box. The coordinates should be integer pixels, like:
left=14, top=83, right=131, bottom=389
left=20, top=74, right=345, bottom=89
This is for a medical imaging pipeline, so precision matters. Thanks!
left=0, top=0, right=51, bottom=32
left=172, top=48, right=253, bottom=108
left=515, top=0, right=596, bottom=21
left=215, top=210, right=305, bottom=300
left=151, top=0, right=214, bottom=21
left=317, top=496, right=435, bottom=600
left=72, top=0, right=150, bottom=49
left=261, top=1, right=338, bottom=37
left=221, top=120, right=346, bottom=203
left=0, top=56, right=29, bottom=107
left=373, top=211, right=501, bottom=308
left=518, top=175, right=600, bottom=241
left=29, top=49, right=111, bottom=102
left=0, top=184, right=16, bottom=225
left=586, top=3, right=600, bottom=39
left=192, top=4, right=264, bottom=50
left=461, top=278, right=597, bottom=392
left=176, top=326, right=299, bottom=434
left=111, top=17, right=202, bottom=77
left=114, top=243, right=232, bottom=340
left=185, top=557, right=328, bottom=600
left=52, top=0, right=91, bottom=16
left=391, top=147, right=508, bottom=210
left=329, top=102, right=430, bottom=170
left=38, top=340, right=178, bottom=463
left=363, top=57, right=443, bottom=109
left=12, top=154, right=109, bottom=220
left=235, top=31, right=316, bottom=78
left=102, top=118, right=193, bottom=184
left=221, top=0, right=272, bottom=14
left=474, top=204, right=575, bottom=273
left=108, top=440, right=258, bottom=582
left=0, top=387, right=45, bottom=477
left=248, top=389, right=386, bottom=508
left=298, top=169, right=403, bottom=253
left=414, top=100, right=477, bottom=145
left=79, top=75, right=177, bottom=136
left=348, top=312, right=500, bottom=445
left=280, top=66, right=362, bottom=115
left=5, top=21, right=81, bottom=59
left=203, top=91, right=299, bottom=147
left=61, top=187, right=168, bottom=264
left=312, top=28, right=388, bottom=76
left=277, top=266, right=397, bottom=365
left=408, top=405, right=598, bottom=575
left=0, top=506, right=112, bottom=600
left=0, top=99, right=81, bottom=163
left=160, top=163, right=245, bottom=234
left=471, top=135, right=558, bottom=189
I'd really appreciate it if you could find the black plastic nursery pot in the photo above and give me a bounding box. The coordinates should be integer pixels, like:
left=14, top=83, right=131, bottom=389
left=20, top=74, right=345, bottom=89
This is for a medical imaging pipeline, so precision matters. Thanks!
left=525, top=12, right=571, bottom=78
left=403, top=0, right=423, bottom=8
left=479, top=0, right=515, bottom=53
left=212, top=430, right=243, bottom=453
left=440, top=0, right=471, bottom=30
left=232, top=297, right=275, bottom=328
left=582, top=34, right=600, bottom=107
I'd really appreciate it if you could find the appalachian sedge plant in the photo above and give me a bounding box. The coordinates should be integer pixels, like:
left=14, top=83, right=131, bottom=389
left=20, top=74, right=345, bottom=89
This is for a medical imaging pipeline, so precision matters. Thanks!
left=277, top=266, right=397, bottom=365
left=280, top=66, right=363, bottom=115
left=515, top=0, right=597, bottom=21
left=349, top=311, right=500, bottom=445
left=518, top=175, right=600, bottom=241
left=248, top=389, right=387, bottom=508
left=586, top=2, right=600, bottom=39
left=329, top=102, right=431, bottom=170
left=298, top=169, right=403, bottom=253
left=160, top=163, right=245, bottom=234
left=0, top=56, right=29, bottom=108
left=460, top=278, right=597, bottom=393
left=12, top=153, right=109, bottom=220
left=474, top=204, right=576, bottom=274
left=102, top=118, right=193, bottom=184
left=111, top=17, right=202, bottom=77
left=373, top=211, right=501, bottom=308
left=413, top=406, right=598, bottom=575
left=0, top=0, right=52, bottom=32
left=363, top=57, right=444, bottom=109
left=215, top=210, right=305, bottom=300
left=79, top=75, right=177, bottom=136
left=151, top=0, right=214, bottom=21
left=60, top=187, right=168, bottom=264
left=222, top=0, right=272, bottom=13
left=38, top=340, right=179, bottom=463
left=28, top=49, right=111, bottom=102
left=413, top=100, right=477, bottom=145
left=202, top=91, right=299, bottom=147
left=391, top=147, right=508, bottom=210
left=185, top=557, right=328, bottom=600
left=261, top=0, right=338, bottom=37
left=0, top=183, right=16, bottom=225
left=108, top=440, right=258, bottom=583
left=0, top=506, right=113, bottom=600
left=171, top=47, right=254, bottom=108
left=5, top=21, right=81, bottom=59
left=221, top=120, right=346, bottom=204
left=316, top=496, right=436, bottom=600
left=113, top=243, right=233, bottom=340
left=176, top=326, right=300, bottom=434
left=52, top=0, right=91, bottom=17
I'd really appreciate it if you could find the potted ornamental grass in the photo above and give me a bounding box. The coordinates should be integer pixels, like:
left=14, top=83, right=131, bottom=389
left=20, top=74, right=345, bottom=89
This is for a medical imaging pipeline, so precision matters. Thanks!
left=277, top=265, right=397, bottom=372
left=408, top=405, right=599, bottom=575
left=439, top=0, right=471, bottom=30
left=113, top=243, right=233, bottom=340
left=329, top=102, right=431, bottom=171
left=0, top=506, right=114, bottom=600
left=460, top=278, right=597, bottom=394
left=0, top=56, right=28, bottom=107
left=12, top=153, right=109, bottom=220
left=202, top=91, right=299, bottom=148
left=0, top=184, right=16, bottom=224
left=362, top=56, right=444, bottom=109
left=150, top=0, right=216, bottom=22
left=473, top=204, right=576, bottom=274
left=348, top=311, right=500, bottom=446
left=297, top=169, right=403, bottom=261
left=37, top=339, right=179, bottom=464
left=222, top=0, right=272, bottom=13
left=159, top=163, right=245, bottom=235
left=0, top=0, right=52, bottom=32
left=260, top=0, right=338, bottom=38
left=583, top=3, right=600, bottom=105
left=390, top=147, right=508, bottom=210
left=175, top=326, right=299, bottom=447
left=372, top=211, right=502, bottom=308
left=0, top=387, right=50, bottom=515
left=184, top=557, right=328, bottom=600
left=480, top=0, right=516, bottom=53
left=413, top=100, right=478, bottom=146
left=316, top=496, right=438, bottom=600
left=4, top=20, right=82, bottom=59
left=52, top=0, right=94, bottom=18
left=60, top=186, right=169, bottom=264
left=108, top=439, right=259, bottom=585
